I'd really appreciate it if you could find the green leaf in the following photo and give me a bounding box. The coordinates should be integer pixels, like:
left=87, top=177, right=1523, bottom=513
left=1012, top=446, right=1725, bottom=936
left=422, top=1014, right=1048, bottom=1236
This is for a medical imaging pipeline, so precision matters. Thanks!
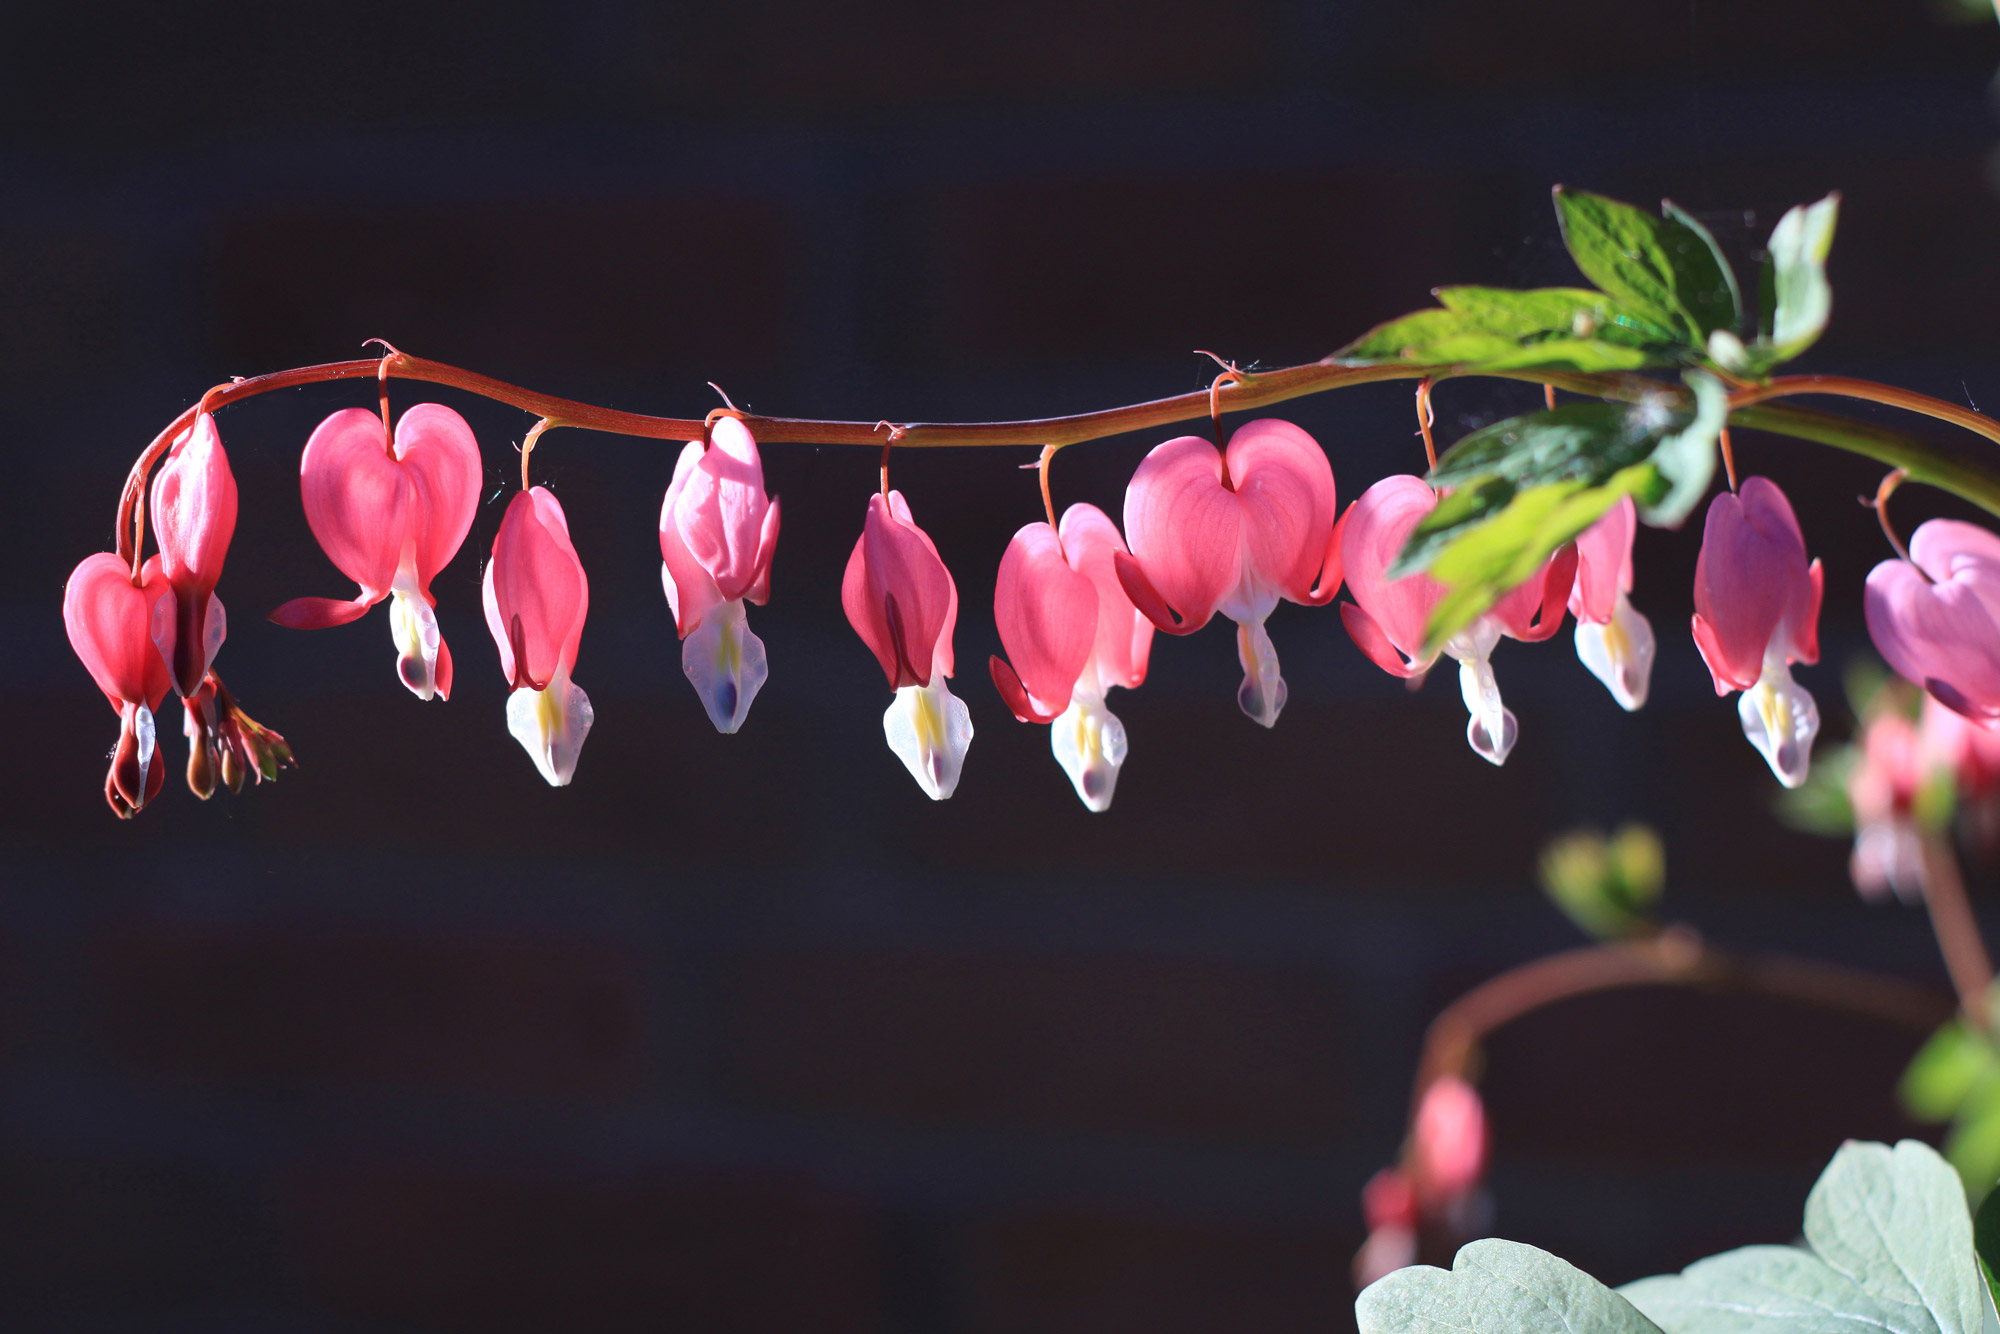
left=1622, top=1140, right=1983, bottom=1334
left=1948, top=1085, right=2000, bottom=1200
left=1774, top=743, right=1857, bottom=836
left=1392, top=371, right=1724, bottom=650
left=1766, top=194, right=1840, bottom=362
left=1357, top=1238, right=1663, bottom=1334
left=1335, top=286, right=1676, bottom=373
left=1539, top=823, right=1666, bottom=940
left=1902, top=1019, right=2000, bottom=1123
left=1974, top=1190, right=2000, bottom=1308
left=1639, top=369, right=1726, bottom=528
left=1662, top=199, right=1745, bottom=337
left=1553, top=187, right=1742, bottom=343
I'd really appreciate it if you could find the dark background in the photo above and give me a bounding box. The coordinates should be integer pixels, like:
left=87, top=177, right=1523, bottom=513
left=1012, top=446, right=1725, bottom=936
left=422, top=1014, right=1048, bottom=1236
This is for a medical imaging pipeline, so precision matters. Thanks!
left=6, top=1, right=2000, bottom=1328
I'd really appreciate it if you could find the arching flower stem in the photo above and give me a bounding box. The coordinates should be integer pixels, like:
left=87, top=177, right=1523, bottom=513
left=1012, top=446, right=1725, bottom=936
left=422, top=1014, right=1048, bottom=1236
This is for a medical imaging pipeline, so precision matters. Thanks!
left=110, top=350, right=2000, bottom=571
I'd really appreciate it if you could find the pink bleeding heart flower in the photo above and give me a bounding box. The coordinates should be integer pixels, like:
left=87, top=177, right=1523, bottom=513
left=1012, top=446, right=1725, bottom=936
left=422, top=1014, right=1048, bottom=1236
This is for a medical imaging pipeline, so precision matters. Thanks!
left=659, top=416, right=782, bottom=734
left=1691, top=476, right=1823, bottom=787
left=1115, top=419, right=1339, bottom=728
left=483, top=487, right=593, bottom=786
left=1411, top=1075, right=1488, bottom=1211
left=990, top=503, right=1154, bottom=810
left=842, top=489, right=971, bottom=800
left=1339, top=475, right=1574, bottom=766
left=1864, top=519, right=2000, bottom=726
left=1846, top=709, right=1934, bottom=904
left=149, top=413, right=237, bottom=698
left=1568, top=495, right=1655, bottom=711
left=270, top=404, right=482, bottom=702
left=63, top=552, right=176, bottom=816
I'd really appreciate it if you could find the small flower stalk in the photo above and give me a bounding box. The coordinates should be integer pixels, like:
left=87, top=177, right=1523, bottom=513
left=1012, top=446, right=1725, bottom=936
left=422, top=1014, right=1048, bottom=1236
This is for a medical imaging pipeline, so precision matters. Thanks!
left=660, top=416, right=782, bottom=733
left=843, top=490, right=971, bottom=799
left=1691, top=477, right=1824, bottom=787
left=484, top=487, right=594, bottom=786
left=990, top=504, right=1153, bottom=811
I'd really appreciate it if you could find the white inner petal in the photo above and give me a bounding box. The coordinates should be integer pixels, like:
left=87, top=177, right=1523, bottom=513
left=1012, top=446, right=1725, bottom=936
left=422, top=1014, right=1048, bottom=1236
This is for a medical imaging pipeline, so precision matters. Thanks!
left=388, top=565, right=442, bottom=701
left=681, top=598, right=767, bottom=735
left=505, top=665, right=594, bottom=787
left=1737, top=652, right=1819, bottom=788
left=1233, top=617, right=1287, bottom=729
left=884, top=674, right=973, bottom=801
left=1574, top=590, right=1655, bottom=712
left=1051, top=688, right=1128, bottom=813
left=1447, top=617, right=1516, bottom=766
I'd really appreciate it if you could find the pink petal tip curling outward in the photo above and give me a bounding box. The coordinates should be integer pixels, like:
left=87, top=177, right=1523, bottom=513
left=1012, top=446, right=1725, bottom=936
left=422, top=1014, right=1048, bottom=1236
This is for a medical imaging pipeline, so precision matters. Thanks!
left=149, top=413, right=237, bottom=697
left=843, top=490, right=971, bottom=800
left=1568, top=496, right=1655, bottom=711
left=64, top=552, right=177, bottom=816
left=270, top=404, right=481, bottom=702
left=1691, top=477, right=1823, bottom=787
left=659, top=417, right=781, bottom=734
left=992, top=504, right=1154, bottom=811
left=1865, top=519, right=2000, bottom=725
left=1118, top=419, right=1335, bottom=728
left=1340, top=474, right=1571, bottom=766
left=483, top=488, right=593, bottom=786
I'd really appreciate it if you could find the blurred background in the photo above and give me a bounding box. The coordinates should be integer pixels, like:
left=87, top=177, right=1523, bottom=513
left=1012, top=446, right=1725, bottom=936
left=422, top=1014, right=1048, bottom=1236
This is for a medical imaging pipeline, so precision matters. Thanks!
left=6, top=0, right=2000, bottom=1328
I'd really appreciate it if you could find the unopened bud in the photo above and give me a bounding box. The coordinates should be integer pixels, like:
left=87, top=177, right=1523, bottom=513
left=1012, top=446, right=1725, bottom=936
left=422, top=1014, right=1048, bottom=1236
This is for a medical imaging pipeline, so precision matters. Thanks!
left=220, top=745, right=246, bottom=794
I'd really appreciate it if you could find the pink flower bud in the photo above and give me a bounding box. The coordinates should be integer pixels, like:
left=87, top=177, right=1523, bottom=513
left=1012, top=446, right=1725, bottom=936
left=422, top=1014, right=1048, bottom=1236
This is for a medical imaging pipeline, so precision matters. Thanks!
left=483, top=487, right=593, bottom=786
left=149, top=414, right=237, bottom=696
left=1412, top=1076, right=1487, bottom=1208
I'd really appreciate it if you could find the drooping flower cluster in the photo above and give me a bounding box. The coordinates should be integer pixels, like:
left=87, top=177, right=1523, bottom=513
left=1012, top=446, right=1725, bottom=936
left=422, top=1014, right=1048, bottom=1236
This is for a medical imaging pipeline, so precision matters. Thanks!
left=64, top=414, right=291, bottom=816
left=84, top=364, right=2000, bottom=822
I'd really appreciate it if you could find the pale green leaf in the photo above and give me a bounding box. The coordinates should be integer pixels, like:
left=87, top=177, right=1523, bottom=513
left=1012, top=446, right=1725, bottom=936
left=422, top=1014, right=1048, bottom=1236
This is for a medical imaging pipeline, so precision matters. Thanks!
left=1623, top=1140, right=1982, bottom=1334
left=1358, top=1238, right=1663, bottom=1334
left=1638, top=369, right=1726, bottom=528
left=1767, top=194, right=1840, bottom=361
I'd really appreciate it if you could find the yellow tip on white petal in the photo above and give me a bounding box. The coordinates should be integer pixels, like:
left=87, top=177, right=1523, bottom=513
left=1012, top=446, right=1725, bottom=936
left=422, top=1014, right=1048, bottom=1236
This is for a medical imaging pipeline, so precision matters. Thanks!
left=1738, top=656, right=1818, bottom=788
left=884, top=676, right=972, bottom=800
left=505, top=666, right=594, bottom=786
left=1052, top=692, right=1128, bottom=812
left=389, top=580, right=442, bottom=701
left=1574, top=591, right=1654, bottom=712
left=682, top=598, right=767, bottom=734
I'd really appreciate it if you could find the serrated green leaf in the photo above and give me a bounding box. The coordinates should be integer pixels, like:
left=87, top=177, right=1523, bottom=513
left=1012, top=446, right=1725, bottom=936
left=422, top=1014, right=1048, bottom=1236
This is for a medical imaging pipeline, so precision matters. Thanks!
left=1553, top=188, right=1741, bottom=343
left=1638, top=370, right=1726, bottom=528
left=1392, top=370, right=1721, bottom=650
left=1623, top=1140, right=1982, bottom=1334
left=1417, top=478, right=1631, bottom=649
left=1336, top=285, right=1676, bottom=374
left=1662, top=199, right=1745, bottom=337
left=1358, top=1238, right=1663, bottom=1334
left=1767, top=194, right=1840, bottom=362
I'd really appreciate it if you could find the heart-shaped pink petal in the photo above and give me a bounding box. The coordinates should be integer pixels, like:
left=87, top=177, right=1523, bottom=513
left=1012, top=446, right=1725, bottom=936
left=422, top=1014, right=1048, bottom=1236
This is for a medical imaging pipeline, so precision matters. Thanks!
left=841, top=490, right=957, bottom=688
left=394, top=403, right=482, bottom=592
left=1121, top=435, right=1242, bottom=632
left=64, top=552, right=175, bottom=712
left=993, top=520, right=1098, bottom=719
left=484, top=487, right=589, bottom=690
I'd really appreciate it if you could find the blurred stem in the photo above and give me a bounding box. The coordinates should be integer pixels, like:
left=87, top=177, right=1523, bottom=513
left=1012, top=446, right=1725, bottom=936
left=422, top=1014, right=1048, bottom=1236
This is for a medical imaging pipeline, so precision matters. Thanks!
left=1921, top=833, right=1994, bottom=1032
left=1413, top=927, right=1952, bottom=1100
left=112, top=350, right=2000, bottom=563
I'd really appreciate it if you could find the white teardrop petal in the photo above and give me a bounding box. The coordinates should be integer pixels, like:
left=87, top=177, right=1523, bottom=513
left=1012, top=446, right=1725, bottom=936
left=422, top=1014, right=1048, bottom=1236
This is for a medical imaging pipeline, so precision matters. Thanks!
left=1574, top=591, right=1654, bottom=712
left=884, top=675, right=972, bottom=800
left=1051, top=692, right=1128, bottom=812
left=1737, top=655, right=1818, bottom=788
left=1448, top=618, right=1516, bottom=766
left=506, top=666, right=594, bottom=787
left=1234, top=618, right=1287, bottom=729
left=681, top=598, right=767, bottom=734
